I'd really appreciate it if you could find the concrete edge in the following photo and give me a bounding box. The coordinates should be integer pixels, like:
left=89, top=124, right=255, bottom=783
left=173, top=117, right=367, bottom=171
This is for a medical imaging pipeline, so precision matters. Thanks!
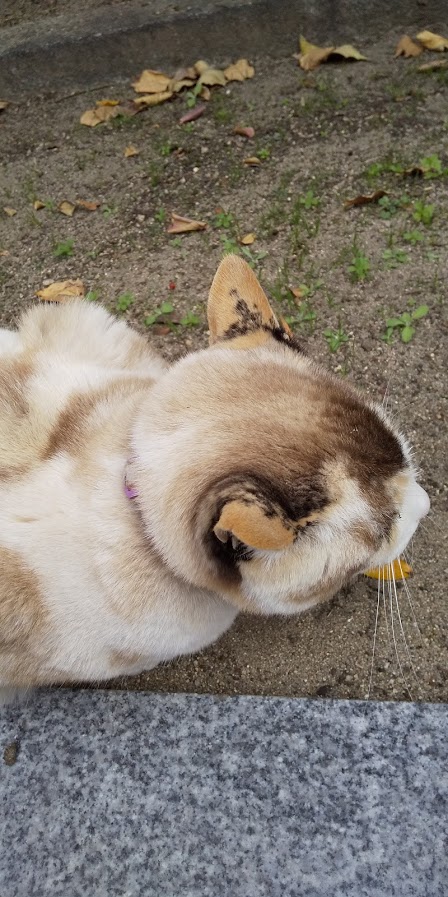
left=1, top=0, right=447, bottom=96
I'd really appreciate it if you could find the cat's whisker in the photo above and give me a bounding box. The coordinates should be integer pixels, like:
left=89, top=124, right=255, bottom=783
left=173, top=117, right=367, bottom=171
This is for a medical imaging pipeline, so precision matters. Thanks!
left=382, top=566, right=392, bottom=652
left=367, top=574, right=382, bottom=700
left=388, top=565, right=413, bottom=700
left=397, top=557, right=422, bottom=641
left=391, top=566, right=420, bottom=692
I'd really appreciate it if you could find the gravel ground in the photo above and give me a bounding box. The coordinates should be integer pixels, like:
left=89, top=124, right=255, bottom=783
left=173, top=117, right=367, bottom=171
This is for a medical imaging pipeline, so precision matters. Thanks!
left=0, top=27, right=447, bottom=701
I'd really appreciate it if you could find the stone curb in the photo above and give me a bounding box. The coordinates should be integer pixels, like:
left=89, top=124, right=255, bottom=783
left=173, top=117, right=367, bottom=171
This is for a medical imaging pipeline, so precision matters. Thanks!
left=0, top=0, right=447, bottom=96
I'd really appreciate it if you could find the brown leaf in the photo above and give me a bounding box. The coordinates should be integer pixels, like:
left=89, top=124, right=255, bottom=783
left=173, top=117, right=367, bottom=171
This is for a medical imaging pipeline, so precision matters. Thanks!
left=416, top=29, right=448, bottom=51
left=402, top=166, right=424, bottom=178
left=224, top=59, right=255, bottom=81
left=58, top=200, right=76, bottom=217
left=132, top=69, right=172, bottom=93
left=179, top=104, right=206, bottom=124
left=0, top=249, right=10, bottom=256
left=418, top=58, right=448, bottom=71
left=124, top=145, right=140, bottom=158
left=173, top=66, right=197, bottom=81
left=96, top=98, right=120, bottom=107
left=76, top=199, right=101, bottom=210
left=80, top=103, right=123, bottom=126
left=133, top=91, right=173, bottom=107
left=3, top=207, right=17, bottom=217
left=198, top=67, right=227, bottom=87
left=0, top=100, right=9, bottom=112
left=395, top=35, right=423, bottom=57
left=36, top=279, right=85, bottom=302
left=289, top=286, right=303, bottom=300
left=240, top=233, right=256, bottom=245
left=243, top=156, right=261, bottom=165
left=33, top=200, right=45, bottom=210
left=199, top=85, right=211, bottom=101
left=344, top=190, right=388, bottom=208
left=166, top=213, right=207, bottom=234
left=298, top=35, right=334, bottom=70
left=193, top=60, right=210, bottom=76
left=169, top=78, right=196, bottom=93
left=152, top=324, right=171, bottom=336
left=234, top=125, right=255, bottom=138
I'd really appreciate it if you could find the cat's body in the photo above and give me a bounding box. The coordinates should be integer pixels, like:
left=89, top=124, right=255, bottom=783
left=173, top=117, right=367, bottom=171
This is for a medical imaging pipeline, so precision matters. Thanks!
left=0, top=256, right=429, bottom=695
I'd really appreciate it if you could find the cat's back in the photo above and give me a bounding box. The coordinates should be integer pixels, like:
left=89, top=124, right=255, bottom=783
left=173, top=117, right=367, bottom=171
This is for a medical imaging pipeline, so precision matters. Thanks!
left=0, top=299, right=166, bottom=476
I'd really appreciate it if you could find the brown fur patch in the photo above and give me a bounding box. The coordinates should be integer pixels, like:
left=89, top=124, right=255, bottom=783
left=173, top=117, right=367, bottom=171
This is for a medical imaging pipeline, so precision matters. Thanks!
left=0, top=546, right=47, bottom=685
left=109, top=649, right=145, bottom=671
left=208, top=255, right=278, bottom=343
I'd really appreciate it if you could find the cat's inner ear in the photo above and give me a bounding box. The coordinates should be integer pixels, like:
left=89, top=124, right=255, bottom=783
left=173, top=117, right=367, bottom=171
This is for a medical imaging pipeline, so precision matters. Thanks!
left=207, top=254, right=281, bottom=346
left=213, top=499, right=295, bottom=552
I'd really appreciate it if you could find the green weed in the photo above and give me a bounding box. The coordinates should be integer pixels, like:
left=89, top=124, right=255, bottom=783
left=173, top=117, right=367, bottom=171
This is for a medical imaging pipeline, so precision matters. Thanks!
left=144, top=301, right=174, bottom=327
left=412, top=200, right=434, bottom=226
left=324, top=325, right=349, bottom=353
left=53, top=239, right=74, bottom=258
left=402, top=229, right=424, bottom=245
left=382, top=247, right=409, bottom=269
left=348, top=248, right=370, bottom=282
left=116, top=292, right=135, bottom=313
left=382, top=305, right=428, bottom=344
left=85, top=290, right=100, bottom=302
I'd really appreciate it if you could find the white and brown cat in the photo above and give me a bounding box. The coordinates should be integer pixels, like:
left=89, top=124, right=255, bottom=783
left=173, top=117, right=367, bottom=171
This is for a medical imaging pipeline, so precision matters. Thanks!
left=0, top=255, right=429, bottom=699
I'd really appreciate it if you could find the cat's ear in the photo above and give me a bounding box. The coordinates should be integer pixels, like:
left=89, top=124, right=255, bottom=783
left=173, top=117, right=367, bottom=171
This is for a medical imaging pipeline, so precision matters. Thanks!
left=207, top=254, right=282, bottom=346
left=213, top=498, right=295, bottom=551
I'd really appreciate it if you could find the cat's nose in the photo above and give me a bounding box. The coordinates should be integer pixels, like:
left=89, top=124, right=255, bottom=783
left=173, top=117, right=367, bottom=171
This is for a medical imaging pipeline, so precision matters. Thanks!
left=415, top=484, right=430, bottom=519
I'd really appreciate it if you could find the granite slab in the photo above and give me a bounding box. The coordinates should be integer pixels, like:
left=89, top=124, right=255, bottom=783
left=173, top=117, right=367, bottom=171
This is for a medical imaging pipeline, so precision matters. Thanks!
left=0, top=690, right=447, bottom=897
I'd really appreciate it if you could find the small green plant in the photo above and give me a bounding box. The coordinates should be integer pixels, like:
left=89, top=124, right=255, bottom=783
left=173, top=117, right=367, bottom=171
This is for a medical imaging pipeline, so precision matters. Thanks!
left=377, top=194, right=410, bottom=220
left=160, top=140, right=173, bottom=157
left=382, top=247, right=409, bottom=269
left=53, top=239, right=74, bottom=258
left=258, top=147, right=271, bottom=161
left=185, top=81, right=202, bottom=109
left=155, top=207, right=167, bottom=224
left=144, top=301, right=174, bottom=327
left=365, top=160, right=404, bottom=178
left=102, top=204, right=117, bottom=219
left=43, top=198, right=56, bottom=211
left=382, top=305, right=429, bottom=344
left=402, top=229, right=424, bottom=245
left=324, top=325, right=349, bottom=353
left=419, top=154, right=447, bottom=178
left=171, top=236, right=183, bottom=248
left=180, top=311, right=200, bottom=327
left=116, top=291, right=135, bottom=313
left=348, top=248, right=370, bottom=282
left=295, top=279, right=323, bottom=300
left=213, top=210, right=235, bottom=230
left=85, top=290, right=100, bottom=302
left=298, top=189, right=321, bottom=210
left=285, top=300, right=317, bottom=332
left=412, top=200, right=434, bottom=226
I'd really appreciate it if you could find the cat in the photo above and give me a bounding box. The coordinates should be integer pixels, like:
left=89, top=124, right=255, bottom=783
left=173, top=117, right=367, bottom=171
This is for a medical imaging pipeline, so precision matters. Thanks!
left=0, top=254, right=429, bottom=700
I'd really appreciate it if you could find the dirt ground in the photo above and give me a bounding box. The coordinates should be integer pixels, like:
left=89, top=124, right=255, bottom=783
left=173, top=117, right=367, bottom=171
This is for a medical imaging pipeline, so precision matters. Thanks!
left=0, top=29, right=447, bottom=702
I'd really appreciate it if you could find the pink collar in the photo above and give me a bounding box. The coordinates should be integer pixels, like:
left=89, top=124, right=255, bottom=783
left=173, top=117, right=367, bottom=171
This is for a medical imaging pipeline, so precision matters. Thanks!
left=124, top=465, right=138, bottom=500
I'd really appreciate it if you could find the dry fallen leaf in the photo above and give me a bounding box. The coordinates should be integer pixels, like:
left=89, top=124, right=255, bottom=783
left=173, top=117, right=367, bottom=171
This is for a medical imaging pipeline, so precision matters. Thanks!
left=199, top=85, right=211, bottom=101
left=298, top=35, right=366, bottom=70
left=289, top=286, right=303, bottom=300
left=133, top=91, right=173, bottom=107
left=36, top=279, right=85, bottom=302
left=167, top=213, right=207, bottom=234
left=364, top=558, right=412, bottom=581
left=198, top=67, right=227, bottom=87
left=58, top=201, right=76, bottom=217
left=344, top=190, right=388, bottom=208
left=0, top=100, right=9, bottom=112
left=33, top=200, right=45, bottom=210
left=244, top=156, right=261, bottom=165
left=332, top=43, right=367, bottom=61
left=76, top=199, right=101, bottom=210
left=234, top=125, right=255, bottom=138
left=418, top=58, right=448, bottom=71
left=224, top=59, right=255, bottom=81
left=240, top=233, right=256, bottom=245
left=416, top=29, right=448, bottom=51
left=395, top=35, right=423, bottom=57
left=80, top=102, right=123, bottom=126
left=152, top=324, right=171, bottom=336
left=3, top=207, right=17, bottom=217
left=132, top=69, right=172, bottom=93
left=0, top=249, right=10, bottom=257
left=179, top=105, right=206, bottom=124
left=173, top=66, right=197, bottom=81
left=193, top=60, right=210, bottom=76
left=124, top=145, right=140, bottom=158
left=298, top=35, right=334, bottom=71
left=169, top=78, right=196, bottom=93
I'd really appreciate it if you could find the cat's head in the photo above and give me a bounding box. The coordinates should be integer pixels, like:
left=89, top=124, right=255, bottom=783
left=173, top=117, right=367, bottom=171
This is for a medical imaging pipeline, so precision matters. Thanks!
left=133, top=255, right=429, bottom=614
